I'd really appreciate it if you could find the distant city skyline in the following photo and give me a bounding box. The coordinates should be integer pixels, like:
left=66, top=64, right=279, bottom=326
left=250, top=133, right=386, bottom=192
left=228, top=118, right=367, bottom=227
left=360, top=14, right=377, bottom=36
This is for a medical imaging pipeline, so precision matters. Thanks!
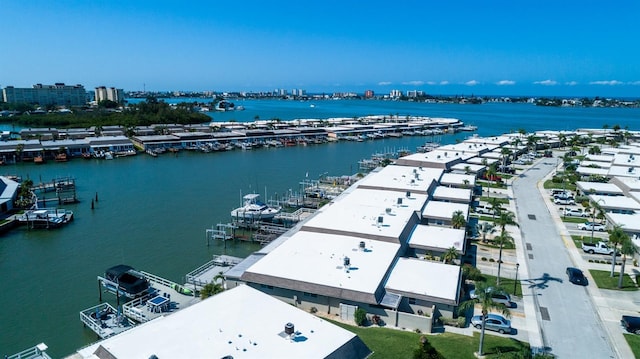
left=2, top=1, right=639, bottom=98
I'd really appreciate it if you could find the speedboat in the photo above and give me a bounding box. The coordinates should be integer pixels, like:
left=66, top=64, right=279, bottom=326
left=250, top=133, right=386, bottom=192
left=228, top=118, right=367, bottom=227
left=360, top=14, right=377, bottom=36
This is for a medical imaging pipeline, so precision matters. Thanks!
left=230, top=194, right=281, bottom=221
left=102, top=265, right=151, bottom=299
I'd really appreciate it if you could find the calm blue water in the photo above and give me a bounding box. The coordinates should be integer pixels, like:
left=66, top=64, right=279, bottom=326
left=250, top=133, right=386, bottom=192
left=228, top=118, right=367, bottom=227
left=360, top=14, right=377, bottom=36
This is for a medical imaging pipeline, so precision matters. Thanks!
left=0, top=100, right=638, bottom=358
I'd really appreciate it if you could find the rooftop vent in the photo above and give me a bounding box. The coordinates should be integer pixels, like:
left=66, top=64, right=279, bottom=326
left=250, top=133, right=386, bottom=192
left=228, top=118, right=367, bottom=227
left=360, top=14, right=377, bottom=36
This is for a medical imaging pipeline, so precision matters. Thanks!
left=406, top=191, right=411, bottom=198
left=397, top=197, right=403, bottom=205
left=359, top=241, right=366, bottom=251
left=385, top=207, right=392, bottom=214
left=343, top=257, right=351, bottom=267
left=377, top=216, right=384, bottom=225
left=285, top=322, right=295, bottom=335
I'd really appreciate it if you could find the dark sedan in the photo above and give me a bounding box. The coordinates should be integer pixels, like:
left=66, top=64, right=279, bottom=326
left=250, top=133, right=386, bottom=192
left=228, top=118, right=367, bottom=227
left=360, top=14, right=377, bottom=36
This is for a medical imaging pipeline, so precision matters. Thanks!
left=566, top=267, right=588, bottom=286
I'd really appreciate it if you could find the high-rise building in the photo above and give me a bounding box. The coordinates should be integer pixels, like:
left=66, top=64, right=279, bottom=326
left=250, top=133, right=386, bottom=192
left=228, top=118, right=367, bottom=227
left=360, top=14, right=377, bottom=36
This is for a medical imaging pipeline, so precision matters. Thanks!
left=389, top=89, right=402, bottom=98
left=364, top=90, right=374, bottom=98
left=95, top=86, right=125, bottom=104
left=2, top=83, right=87, bottom=106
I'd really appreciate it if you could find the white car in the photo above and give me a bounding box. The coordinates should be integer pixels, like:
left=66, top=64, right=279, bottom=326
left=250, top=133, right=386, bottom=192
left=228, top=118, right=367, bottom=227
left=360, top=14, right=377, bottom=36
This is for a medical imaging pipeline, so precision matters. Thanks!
left=554, top=197, right=575, bottom=205
left=563, top=208, right=587, bottom=217
left=578, top=222, right=605, bottom=231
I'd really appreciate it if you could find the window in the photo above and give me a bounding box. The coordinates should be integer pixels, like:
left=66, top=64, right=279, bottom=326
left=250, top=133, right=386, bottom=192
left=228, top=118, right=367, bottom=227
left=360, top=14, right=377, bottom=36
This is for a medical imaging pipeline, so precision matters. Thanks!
left=260, top=284, right=273, bottom=290
left=303, top=292, right=317, bottom=298
left=408, top=297, right=416, bottom=305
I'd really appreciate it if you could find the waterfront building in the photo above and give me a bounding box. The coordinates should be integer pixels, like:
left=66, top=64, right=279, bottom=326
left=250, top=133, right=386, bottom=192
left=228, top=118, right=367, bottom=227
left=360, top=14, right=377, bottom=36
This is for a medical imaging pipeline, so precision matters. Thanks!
left=389, top=89, right=402, bottom=98
left=69, top=285, right=370, bottom=359
left=2, top=83, right=87, bottom=106
left=228, top=164, right=465, bottom=332
left=94, top=86, right=125, bottom=104
left=0, top=176, right=19, bottom=214
left=364, top=90, right=374, bottom=99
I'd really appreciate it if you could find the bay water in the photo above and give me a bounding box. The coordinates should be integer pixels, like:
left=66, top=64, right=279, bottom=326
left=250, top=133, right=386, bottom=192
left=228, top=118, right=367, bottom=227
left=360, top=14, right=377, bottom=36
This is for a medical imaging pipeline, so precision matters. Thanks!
left=0, top=100, right=638, bottom=357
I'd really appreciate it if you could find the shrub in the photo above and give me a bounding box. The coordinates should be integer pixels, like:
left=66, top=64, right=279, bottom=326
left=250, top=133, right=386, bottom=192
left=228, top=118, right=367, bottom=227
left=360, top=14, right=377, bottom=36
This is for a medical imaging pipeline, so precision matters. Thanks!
left=457, top=317, right=466, bottom=327
left=489, top=258, right=496, bottom=262
left=481, top=257, right=488, bottom=261
left=415, top=328, right=422, bottom=334
left=309, top=307, right=318, bottom=314
left=462, top=264, right=485, bottom=282
left=354, top=308, right=367, bottom=326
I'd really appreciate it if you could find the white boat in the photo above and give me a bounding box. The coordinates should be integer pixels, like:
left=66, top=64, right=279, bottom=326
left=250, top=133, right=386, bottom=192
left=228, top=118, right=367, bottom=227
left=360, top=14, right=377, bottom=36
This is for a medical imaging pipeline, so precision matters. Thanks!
left=231, top=194, right=281, bottom=221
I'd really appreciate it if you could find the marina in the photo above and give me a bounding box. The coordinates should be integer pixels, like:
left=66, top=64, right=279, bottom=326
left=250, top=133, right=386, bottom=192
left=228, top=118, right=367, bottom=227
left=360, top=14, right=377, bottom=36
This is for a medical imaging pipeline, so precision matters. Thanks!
left=0, top=100, right=638, bottom=358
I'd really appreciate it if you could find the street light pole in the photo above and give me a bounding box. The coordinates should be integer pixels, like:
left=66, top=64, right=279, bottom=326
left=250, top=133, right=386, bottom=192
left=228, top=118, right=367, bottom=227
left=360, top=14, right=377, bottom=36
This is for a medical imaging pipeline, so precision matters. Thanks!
left=514, top=263, right=520, bottom=296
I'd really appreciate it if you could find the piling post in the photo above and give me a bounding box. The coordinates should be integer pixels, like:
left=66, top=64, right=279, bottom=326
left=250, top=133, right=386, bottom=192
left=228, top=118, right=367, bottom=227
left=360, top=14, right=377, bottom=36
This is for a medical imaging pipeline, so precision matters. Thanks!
left=95, top=192, right=99, bottom=202
left=91, top=199, right=94, bottom=210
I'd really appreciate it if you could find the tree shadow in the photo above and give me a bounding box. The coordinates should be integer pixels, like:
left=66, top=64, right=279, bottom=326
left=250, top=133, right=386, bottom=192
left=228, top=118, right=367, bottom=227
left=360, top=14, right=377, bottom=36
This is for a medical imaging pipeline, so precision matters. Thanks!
left=524, top=272, right=563, bottom=290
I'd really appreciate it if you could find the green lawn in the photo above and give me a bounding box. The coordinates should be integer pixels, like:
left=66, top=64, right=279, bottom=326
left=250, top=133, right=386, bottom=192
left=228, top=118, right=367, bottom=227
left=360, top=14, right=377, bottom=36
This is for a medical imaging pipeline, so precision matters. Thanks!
left=588, top=269, right=638, bottom=291
left=623, top=334, right=640, bottom=359
left=329, top=320, right=530, bottom=358
left=560, top=216, right=588, bottom=224
left=480, top=274, right=522, bottom=297
left=479, top=197, right=510, bottom=205
left=543, top=179, right=577, bottom=191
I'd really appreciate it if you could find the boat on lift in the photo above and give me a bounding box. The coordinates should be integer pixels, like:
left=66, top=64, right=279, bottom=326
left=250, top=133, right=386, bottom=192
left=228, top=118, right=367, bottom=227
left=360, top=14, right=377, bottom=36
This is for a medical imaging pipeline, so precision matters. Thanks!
left=230, top=193, right=281, bottom=221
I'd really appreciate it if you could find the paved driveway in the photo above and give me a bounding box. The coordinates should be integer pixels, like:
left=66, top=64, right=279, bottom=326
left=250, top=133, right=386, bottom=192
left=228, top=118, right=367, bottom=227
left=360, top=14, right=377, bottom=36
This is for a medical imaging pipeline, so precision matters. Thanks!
left=512, top=159, right=616, bottom=358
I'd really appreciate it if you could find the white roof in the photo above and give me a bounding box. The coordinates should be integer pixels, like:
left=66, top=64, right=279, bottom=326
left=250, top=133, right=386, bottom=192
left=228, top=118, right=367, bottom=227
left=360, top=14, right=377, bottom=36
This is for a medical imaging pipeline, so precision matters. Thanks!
left=75, top=285, right=366, bottom=359
left=409, top=225, right=466, bottom=252
left=612, top=153, right=640, bottom=167
left=355, top=165, right=443, bottom=193
left=606, top=213, right=640, bottom=232
left=589, top=194, right=640, bottom=211
left=395, top=150, right=469, bottom=168
left=607, top=165, right=640, bottom=178
left=465, top=157, right=498, bottom=165
left=422, top=201, right=469, bottom=220
left=463, top=136, right=511, bottom=146
left=614, top=176, right=640, bottom=192
left=244, top=231, right=400, bottom=295
left=302, top=188, right=427, bottom=241
left=576, top=166, right=609, bottom=176
left=576, top=181, right=623, bottom=195
left=449, top=163, right=485, bottom=174
left=440, top=173, right=476, bottom=187
left=585, top=154, right=615, bottom=163
left=431, top=186, right=472, bottom=203
left=385, top=258, right=461, bottom=305
left=437, top=142, right=497, bottom=155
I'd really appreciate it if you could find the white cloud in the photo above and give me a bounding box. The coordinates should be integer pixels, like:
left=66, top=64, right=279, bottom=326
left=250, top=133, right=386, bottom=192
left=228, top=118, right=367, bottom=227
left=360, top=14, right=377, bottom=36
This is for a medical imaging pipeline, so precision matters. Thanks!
left=589, top=80, right=623, bottom=86
left=439, top=81, right=449, bottom=85
left=465, top=80, right=479, bottom=86
left=534, top=80, right=557, bottom=86
left=426, top=81, right=437, bottom=85
left=496, top=80, right=515, bottom=86
left=402, top=80, right=424, bottom=86
left=565, top=81, right=578, bottom=86
left=629, top=81, right=640, bottom=85
left=378, top=81, right=392, bottom=86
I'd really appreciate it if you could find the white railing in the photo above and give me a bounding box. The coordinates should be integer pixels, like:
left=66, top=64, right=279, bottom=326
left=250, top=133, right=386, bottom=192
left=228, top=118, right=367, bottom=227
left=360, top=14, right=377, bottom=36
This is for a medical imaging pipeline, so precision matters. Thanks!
left=79, top=303, right=115, bottom=338
left=6, top=344, right=51, bottom=359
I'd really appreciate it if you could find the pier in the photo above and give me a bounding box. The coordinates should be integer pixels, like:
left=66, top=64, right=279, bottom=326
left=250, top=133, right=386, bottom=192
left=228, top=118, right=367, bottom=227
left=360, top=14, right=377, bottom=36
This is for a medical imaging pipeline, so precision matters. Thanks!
left=33, top=176, right=78, bottom=205
left=184, top=255, right=243, bottom=291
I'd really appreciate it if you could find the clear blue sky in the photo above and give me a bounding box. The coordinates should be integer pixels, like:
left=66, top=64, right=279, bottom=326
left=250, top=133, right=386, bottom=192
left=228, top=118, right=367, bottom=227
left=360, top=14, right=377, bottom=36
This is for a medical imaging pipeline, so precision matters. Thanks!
left=2, top=0, right=639, bottom=97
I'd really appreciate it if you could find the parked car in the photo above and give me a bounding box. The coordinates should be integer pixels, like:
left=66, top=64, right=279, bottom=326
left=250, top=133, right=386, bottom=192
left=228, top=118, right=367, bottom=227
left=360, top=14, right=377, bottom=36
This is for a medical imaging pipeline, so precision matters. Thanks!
left=621, top=315, right=640, bottom=334
left=566, top=267, right=588, bottom=285
left=474, top=205, right=496, bottom=216
left=563, top=208, right=588, bottom=217
left=581, top=241, right=616, bottom=255
left=554, top=197, right=576, bottom=205
left=552, top=189, right=572, bottom=197
left=469, top=287, right=512, bottom=307
left=578, top=222, right=605, bottom=231
left=471, top=314, right=512, bottom=334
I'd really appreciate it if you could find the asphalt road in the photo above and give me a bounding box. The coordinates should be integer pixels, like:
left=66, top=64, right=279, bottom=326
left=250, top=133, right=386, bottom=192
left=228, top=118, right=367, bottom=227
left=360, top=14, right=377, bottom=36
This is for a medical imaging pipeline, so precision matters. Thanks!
left=512, top=159, right=616, bottom=358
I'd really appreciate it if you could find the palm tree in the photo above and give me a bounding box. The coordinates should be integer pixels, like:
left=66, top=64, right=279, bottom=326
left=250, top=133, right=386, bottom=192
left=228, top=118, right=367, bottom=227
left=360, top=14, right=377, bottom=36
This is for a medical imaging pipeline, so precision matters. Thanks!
left=617, top=236, right=636, bottom=289
left=451, top=210, right=466, bottom=229
left=476, top=222, right=496, bottom=243
left=487, top=197, right=504, bottom=220
left=458, top=282, right=511, bottom=356
left=494, top=230, right=514, bottom=286
left=495, top=210, right=518, bottom=234
left=484, top=165, right=497, bottom=199
left=608, top=225, right=626, bottom=277
left=500, top=147, right=512, bottom=169
left=442, top=246, right=459, bottom=264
